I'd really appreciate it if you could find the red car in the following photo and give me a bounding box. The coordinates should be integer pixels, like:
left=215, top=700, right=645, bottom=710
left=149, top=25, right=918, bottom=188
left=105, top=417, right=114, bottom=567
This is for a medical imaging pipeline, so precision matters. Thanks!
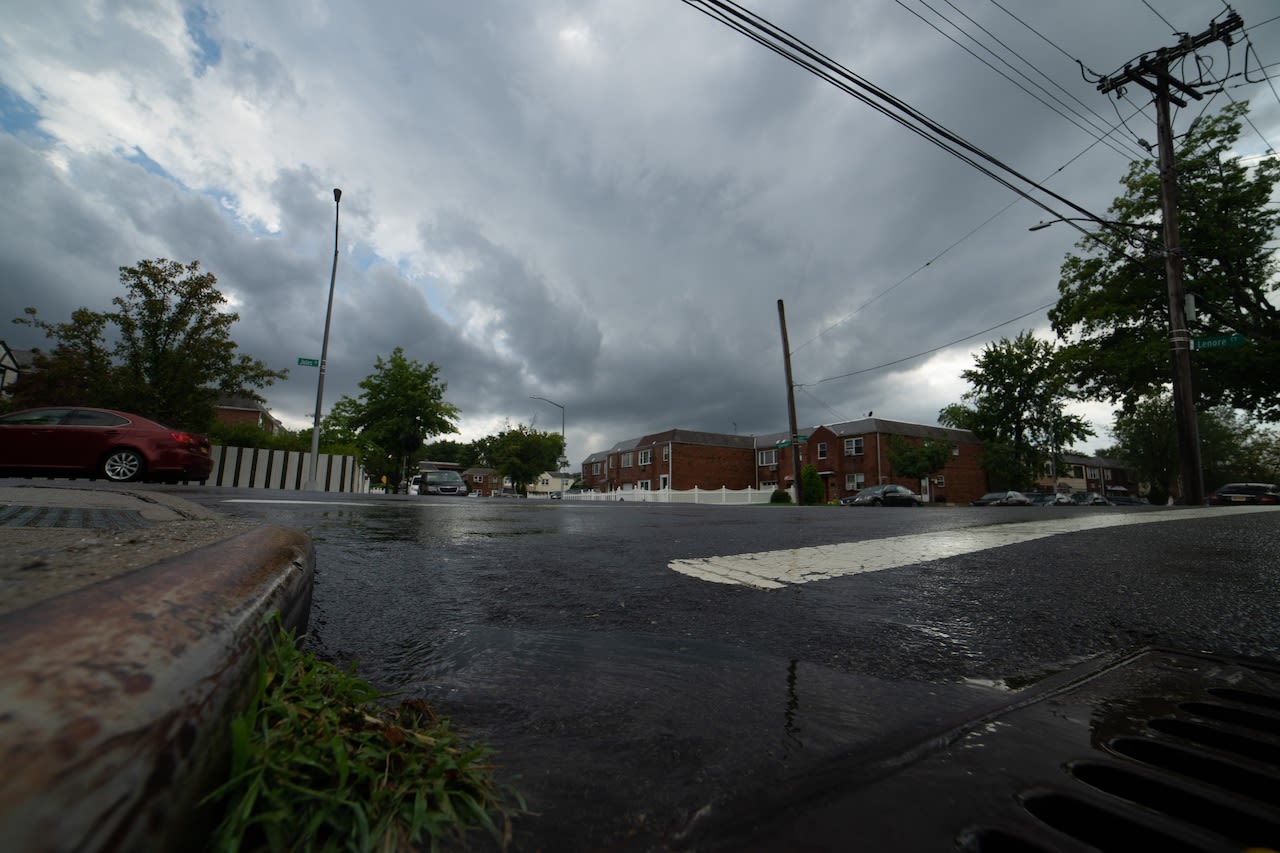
left=0, top=406, right=213, bottom=483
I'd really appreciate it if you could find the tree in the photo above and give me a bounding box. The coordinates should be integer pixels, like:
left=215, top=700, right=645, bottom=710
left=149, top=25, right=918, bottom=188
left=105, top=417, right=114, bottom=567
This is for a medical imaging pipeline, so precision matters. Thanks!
left=489, top=423, right=564, bottom=493
left=938, top=331, right=1092, bottom=490
left=799, top=463, right=824, bottom=505
left=1049, top=102, right=1280, bottom=419
left=885, top=435, right=953, bottom=488
left=1108, top=392, right=1268, bottom=500
left=11, top=259, right=286, bottom=429
left=327, top=347, right=459, bottom=483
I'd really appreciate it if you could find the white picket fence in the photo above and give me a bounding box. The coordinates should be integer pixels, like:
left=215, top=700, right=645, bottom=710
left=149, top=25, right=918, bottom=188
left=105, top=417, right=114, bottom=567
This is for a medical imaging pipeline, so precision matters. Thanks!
left=564, top=486, right=778, bottom=505
left=200, top=445, right=369, bottom=492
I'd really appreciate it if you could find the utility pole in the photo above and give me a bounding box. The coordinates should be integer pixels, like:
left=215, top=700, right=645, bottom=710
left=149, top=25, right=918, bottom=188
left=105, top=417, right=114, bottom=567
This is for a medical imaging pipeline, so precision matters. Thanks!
left=777, top=299, right=804, bottom=505
left=1097, top=14, right=1240, bottom=506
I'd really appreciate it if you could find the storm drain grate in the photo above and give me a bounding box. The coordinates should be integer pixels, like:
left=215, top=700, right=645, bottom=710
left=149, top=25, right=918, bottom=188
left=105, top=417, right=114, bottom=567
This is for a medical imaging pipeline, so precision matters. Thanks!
left=747, top=649, right=1280, bottom=852
left=953, top=650, right=1280, bottom=853
left=0, top=505, right=149, bottom=529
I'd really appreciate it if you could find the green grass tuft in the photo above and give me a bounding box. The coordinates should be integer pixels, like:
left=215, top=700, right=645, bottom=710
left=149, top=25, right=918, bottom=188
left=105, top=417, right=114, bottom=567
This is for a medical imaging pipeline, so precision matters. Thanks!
left=204, top=616, right=525, bottom=852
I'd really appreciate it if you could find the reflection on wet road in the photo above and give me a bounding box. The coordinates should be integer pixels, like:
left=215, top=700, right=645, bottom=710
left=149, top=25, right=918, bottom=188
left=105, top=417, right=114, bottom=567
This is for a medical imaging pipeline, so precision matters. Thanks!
left=199, top=492, right=1280, bottom=849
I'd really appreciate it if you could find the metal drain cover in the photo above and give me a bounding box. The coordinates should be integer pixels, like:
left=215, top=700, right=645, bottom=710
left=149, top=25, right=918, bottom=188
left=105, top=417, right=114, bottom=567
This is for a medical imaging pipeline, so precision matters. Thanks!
left=0, top=505, right=148, bottom=529
left=731, top=649, right=1280, bottom=852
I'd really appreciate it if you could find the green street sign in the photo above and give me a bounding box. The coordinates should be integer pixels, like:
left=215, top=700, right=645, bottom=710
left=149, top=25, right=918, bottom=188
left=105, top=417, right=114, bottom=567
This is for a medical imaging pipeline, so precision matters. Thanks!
left=776, top=439, right=791, bottom=449
left=1192, top=333, right=1246, bottom=351
left=297, top=357, right=320, bottom=366
left=794, top=434, right=809, bottom=442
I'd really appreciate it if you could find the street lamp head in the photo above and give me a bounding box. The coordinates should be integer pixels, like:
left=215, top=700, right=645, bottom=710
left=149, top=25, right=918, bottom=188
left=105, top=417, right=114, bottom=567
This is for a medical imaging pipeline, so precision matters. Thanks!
left=333, top=188, right=342, bottom=203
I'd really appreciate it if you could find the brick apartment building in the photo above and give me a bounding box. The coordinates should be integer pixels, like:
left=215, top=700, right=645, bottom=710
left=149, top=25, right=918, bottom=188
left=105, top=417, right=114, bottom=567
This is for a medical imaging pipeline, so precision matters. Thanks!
left=580, top=417, right=988, bottom=504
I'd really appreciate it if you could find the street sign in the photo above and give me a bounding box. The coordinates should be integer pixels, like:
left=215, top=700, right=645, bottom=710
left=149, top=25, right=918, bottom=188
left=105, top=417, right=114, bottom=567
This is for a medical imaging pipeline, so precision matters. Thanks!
left=794, top=434, right=809, bottom=442
left=776, top=439, right=791, bottom=449
left=1192, top=334, right=1246, bottom=351
left=297, top=357, right=320, bottom=366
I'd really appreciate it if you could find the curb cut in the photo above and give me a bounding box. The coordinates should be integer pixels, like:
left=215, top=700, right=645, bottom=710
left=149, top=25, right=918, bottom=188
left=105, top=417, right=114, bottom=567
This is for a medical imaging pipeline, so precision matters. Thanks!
left=0, top=523, right=315, bottom=851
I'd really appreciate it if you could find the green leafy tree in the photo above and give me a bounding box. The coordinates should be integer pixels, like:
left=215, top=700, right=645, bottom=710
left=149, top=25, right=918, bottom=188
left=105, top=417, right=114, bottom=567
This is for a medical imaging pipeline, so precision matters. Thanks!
left=1049, top=102, right=1280, bottom=419
left=885, top=436, right=953, bottom=488
left=489, top=423, right=564, bottom=493
left=12, top=259, right=286, bottom=429
left=327, top=347, right=460, bottom=483
left=1108, top=392, right=1268, bottom=500
left=799, top=463, right=824, bottom=505
left=938, top=331, right=1092, bottom=490
left=1108, top=393, right=1180, bottom=505
left=423, top=439, right=481, bottom=468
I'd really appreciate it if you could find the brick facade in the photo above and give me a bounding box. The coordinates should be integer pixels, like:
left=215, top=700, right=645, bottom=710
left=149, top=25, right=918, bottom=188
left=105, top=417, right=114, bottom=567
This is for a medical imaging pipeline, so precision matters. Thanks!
left=580, top=418, right=989, bottom=504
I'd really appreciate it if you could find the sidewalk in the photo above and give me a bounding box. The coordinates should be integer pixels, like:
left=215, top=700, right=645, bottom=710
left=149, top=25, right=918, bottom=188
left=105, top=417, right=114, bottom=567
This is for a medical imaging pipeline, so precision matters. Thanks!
left=0, top=481, right=315, bottom=851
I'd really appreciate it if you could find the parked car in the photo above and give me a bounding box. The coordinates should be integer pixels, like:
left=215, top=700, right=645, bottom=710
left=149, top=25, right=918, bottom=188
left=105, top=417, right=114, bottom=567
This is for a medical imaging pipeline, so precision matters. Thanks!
left=1207, top=482, right=1280, bottom=506
left=420, top=469, right=468, bottom=496
left=1028, top=492, right=1072, bottom=506
left=971, top=490, right=1033, bottom=506
left=1069, top=491, right=1111, bottom=506
left=0, top=406, right=213, bottom=483
left=549, top=491, right=563, bottom=500
left=841, top=484, right=923, bottom=507
left=1106, top=494, right=1148, bottom=506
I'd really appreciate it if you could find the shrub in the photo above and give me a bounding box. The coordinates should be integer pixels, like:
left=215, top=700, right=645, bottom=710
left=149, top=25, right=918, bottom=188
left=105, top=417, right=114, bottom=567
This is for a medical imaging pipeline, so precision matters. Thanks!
left=770, top=488, right=792, bottom=504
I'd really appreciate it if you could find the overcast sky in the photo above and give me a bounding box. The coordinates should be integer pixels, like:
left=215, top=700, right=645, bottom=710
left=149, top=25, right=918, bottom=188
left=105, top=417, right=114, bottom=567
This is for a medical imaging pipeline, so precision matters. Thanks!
left=2, top=1, right=1277, bottom=466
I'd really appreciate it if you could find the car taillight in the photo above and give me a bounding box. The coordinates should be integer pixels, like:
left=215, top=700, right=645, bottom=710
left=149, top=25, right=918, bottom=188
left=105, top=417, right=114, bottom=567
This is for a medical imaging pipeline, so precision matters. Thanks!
left=1261, top=494, right=1278, bottom=505
left=170, top=431, right=206, bottom=448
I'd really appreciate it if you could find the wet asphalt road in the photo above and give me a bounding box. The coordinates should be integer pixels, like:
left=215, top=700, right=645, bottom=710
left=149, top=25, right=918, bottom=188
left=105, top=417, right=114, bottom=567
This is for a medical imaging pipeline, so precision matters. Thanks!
left=169, top=490, right=1280, bottom=851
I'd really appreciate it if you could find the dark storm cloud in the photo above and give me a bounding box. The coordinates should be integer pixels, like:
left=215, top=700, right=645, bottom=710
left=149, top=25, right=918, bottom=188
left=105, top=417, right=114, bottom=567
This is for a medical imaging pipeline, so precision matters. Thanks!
left=1, top=0, right=1276, bottom=464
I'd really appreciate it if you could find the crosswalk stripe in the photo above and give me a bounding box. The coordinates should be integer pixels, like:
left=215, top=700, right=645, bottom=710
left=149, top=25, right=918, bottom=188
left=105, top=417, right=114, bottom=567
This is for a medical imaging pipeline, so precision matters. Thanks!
left=668, top=506, right=1278, bottom=589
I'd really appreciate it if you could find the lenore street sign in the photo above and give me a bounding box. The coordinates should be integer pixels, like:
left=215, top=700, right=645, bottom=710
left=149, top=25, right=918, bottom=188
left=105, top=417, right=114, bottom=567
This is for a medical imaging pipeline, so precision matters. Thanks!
left=1192, top=333, right=1246, bottom=351
left=297, top=357, right=320, bottom=367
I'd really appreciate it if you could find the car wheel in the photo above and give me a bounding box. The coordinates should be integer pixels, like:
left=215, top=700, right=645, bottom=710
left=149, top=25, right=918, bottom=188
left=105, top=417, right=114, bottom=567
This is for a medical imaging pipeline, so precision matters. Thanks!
left=872, top=498, right=883, bottom=507
left=102, top=448, right=145, bottom=482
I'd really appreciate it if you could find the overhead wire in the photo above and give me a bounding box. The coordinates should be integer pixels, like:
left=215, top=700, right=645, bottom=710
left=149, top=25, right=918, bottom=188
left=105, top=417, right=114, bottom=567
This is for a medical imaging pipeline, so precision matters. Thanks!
left=892, top=0, right=1147, bottom=161
left=789, top=99, right=1150, bottom=357
left=800, top=298, right=1060, bottom=387
left=680, top=0, right=1125, bottom=242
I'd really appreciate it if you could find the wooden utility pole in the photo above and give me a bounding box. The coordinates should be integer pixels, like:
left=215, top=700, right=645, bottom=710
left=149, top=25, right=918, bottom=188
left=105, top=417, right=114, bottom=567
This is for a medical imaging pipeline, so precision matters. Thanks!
left=777, top=299, right=804, bottom=505
left=1097, top=14, right=1241, bottom=506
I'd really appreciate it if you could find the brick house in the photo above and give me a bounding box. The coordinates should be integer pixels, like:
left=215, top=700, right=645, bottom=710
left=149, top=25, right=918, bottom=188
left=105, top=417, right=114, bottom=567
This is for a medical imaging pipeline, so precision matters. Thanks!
left=579, top=418, right=986, bottom=504
left=1034, top=453, right=1141, bottom=498
left=580, top=430, right=757, bottom=493
left=214, top=394, right=283, bottom=433
left=462, top=467, right=503, bottom=496
left=759, top=418, right=986, bottom=504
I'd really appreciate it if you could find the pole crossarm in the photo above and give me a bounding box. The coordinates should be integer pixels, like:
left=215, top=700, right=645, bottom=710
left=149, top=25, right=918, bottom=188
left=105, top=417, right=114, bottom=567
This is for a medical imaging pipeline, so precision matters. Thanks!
left=1097, top=14, right=1243, bottom=103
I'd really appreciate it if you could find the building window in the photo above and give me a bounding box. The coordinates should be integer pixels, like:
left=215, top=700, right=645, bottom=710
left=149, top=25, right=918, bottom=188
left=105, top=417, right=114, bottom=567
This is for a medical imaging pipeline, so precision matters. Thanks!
left=1086, top=467, right=1100, bottom=479
left=952, top=444, right=960, bottom=456
left=592, top=462, right=601, bottom=475
left=662, top=445, right=670, bottom=462
left=845, top=472, right=865, bottom=490
left=817, top=442, right=828, bottom=460
left=609, top=455, right=617, bottom=469
left=933, top=475, right=946, bottom=487
left=844, top=437, right=863, bottom=456
left=759, top=449, right=778, bottom=466
left=638, top=480, right=650, bottom=490
left=761, top=480, right=777, bottom=489
left=622, top=452, right=634, bottom=467
left=638, top=449, right=652, bottom=466
left=1104, top=468, right=1112, bottom=481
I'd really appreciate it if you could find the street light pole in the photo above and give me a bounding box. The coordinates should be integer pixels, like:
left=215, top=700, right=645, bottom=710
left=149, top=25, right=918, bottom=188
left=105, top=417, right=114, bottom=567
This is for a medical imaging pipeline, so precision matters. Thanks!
left=307, top=188, right=342, bottom=491
left=530, top=396, right=566, bottom=470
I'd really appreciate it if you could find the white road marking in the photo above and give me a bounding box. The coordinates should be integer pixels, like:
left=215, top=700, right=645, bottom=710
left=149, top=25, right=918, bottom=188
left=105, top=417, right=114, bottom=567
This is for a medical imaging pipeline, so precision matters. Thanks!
left=669, top=506, right=1279, bottom=589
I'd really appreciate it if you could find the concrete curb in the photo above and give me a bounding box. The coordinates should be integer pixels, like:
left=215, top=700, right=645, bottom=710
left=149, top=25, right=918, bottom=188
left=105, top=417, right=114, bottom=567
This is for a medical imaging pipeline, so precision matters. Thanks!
left=0, top=523, right=315, bottom=852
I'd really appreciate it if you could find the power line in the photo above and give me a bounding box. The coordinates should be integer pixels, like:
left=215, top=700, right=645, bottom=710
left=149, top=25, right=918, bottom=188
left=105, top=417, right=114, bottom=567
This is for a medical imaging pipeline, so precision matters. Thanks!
left=801, top=298, right=1058, bottom=387
left=893, top=0, right=1147, bottom=161
left=681, top=0, right=1122, bottom=240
